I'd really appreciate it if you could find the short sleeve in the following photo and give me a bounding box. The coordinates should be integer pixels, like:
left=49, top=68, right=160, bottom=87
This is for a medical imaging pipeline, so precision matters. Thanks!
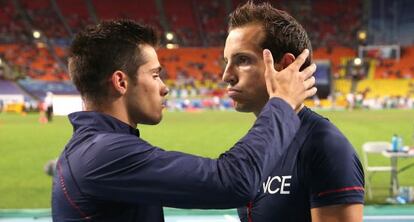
left=309, top=121, right=365, bottom=208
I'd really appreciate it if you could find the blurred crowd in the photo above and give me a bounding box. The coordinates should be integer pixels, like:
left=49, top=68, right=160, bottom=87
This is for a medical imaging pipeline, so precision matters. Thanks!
left=0, top=0, right=366, bottom=81
left=0, top=0, right=413, bottom=111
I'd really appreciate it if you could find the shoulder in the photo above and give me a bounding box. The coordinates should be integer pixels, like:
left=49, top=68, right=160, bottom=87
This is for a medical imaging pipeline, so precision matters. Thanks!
left=90, top=132, right=160, bottom=160
left=306, top=112, right=352, bottom=151
left=71, top=132, right=161, bottom=174
left=299, top=109, right=356, bottom=162
left=93, top=132, right=152, bottom=149
left=299, top=109, right=345, bottom=142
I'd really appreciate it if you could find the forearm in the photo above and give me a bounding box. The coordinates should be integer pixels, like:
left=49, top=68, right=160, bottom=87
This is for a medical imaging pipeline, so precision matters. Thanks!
left=82, top=98, right=300, bottom=208
left=311, top=204, right=363, bottom=222
left=150, top=98, right=301, bottom=208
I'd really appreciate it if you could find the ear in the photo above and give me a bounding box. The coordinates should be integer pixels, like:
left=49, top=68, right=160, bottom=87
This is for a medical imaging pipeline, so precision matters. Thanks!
left=111, top=71, right=129, bottom=95
left=274, top=53, right=295, bottom=71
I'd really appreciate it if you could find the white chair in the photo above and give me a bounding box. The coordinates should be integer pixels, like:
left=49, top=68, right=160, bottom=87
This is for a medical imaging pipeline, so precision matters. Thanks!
left=362, top=141, right=393, bottom=199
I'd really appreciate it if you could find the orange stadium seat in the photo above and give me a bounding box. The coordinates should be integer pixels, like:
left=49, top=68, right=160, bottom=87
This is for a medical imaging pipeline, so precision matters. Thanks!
left=158, top=48, right=223, bottom=80
left=374, top=46, right=414, bottom=79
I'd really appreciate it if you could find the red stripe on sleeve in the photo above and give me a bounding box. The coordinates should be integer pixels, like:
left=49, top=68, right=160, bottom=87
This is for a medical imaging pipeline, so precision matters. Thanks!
left=317, top=186, right=364, bottom=197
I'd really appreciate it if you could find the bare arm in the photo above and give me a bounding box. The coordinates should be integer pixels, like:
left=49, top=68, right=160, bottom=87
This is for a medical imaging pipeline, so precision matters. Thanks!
left=311, top=204, right=364, bottom=222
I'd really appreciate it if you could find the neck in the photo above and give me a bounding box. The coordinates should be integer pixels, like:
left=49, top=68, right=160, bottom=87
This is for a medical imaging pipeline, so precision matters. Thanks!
left=84, top=99, right=136, bottom=127
left=254, top=103, right=304, bottom=117
left=295, top=104, right=305, bottom=113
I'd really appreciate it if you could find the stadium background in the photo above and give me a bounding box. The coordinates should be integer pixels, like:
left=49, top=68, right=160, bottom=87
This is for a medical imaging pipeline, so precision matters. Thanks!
left=1, top=0, right=414, bottom=221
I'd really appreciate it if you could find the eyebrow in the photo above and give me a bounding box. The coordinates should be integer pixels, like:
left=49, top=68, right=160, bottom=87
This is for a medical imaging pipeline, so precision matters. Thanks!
left=232, top=52, right=256, bottom=59
left=149, top=66, right=163, bottom=73
left=224, top=52, right=257, bottom=61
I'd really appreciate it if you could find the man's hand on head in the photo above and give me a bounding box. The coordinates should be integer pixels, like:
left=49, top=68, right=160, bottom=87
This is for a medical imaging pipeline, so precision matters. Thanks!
left=263, top=49, right=317, bottom=111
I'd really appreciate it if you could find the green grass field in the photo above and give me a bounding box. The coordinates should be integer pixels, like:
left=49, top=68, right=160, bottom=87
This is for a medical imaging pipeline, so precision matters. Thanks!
left=1, top=109, right=414, bottom=208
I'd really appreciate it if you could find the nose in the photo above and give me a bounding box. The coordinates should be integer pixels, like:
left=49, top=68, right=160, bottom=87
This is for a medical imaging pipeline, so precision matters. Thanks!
left=160, top=80, right=169, bottom=96
left=162, top=87, right=169, bottom=96
left=222, top=65, right=237, bottom=86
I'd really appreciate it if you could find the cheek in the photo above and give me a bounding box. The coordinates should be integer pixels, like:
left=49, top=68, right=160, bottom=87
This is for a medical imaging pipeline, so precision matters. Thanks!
left=141, top=84, right=151, bottom=94
left=241, top=67, right=266, bottom=88
left=137, top=79, right=156, bottom=96
left=251, top=66, right=267, bottom=91
left=145, top=82, right=162, bottom=103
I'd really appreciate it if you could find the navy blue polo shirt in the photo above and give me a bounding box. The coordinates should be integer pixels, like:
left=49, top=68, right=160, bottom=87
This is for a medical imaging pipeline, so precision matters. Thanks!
left=237, top=107, right=365, bottom=222
left=51, top=98, right=300, bottom=222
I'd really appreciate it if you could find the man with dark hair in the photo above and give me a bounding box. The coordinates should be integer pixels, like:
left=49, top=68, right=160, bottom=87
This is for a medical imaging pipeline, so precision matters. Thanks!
left=223, top=2, right=364, bottom=222
left=52, top=20, right=317, bottom=221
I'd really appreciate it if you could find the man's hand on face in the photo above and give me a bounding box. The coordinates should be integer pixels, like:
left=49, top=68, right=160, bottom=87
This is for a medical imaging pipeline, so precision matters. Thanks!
left=263, top=49, right=317, bottom=111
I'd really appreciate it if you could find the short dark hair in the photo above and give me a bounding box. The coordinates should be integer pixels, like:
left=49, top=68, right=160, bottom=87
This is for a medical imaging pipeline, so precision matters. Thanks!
left=69, top=20, right=158, bottom=104
left=228, top=1, right=312, bottom=70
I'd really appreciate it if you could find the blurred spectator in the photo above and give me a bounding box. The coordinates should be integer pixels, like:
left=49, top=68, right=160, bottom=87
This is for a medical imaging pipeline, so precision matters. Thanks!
left=44, top=91, right=54, bottom=122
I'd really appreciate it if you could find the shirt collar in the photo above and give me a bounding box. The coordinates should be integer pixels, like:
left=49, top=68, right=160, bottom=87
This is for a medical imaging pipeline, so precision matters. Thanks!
left=68, top=111, right=140, bottom=137
left=297, top=106, right=309, bottom=120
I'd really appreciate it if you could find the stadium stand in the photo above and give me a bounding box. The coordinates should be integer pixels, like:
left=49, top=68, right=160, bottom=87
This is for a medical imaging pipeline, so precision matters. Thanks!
left=0, top=79, right=28, bottom=112
left=308, top=0, right=362, bottom=49
left=55, top=0, right=93, bottom=36
left=17, top=79, right=78, bottom=99
left=194, top=0, right=227, bottom=46
left=158, top=47, right=223, bottom=80
left=163, top=0, right=200, bottom=46
left=0, top=79, right=25, bottom=95
left=20, top=0, right=68, bottom=40
left=0, top=43, right=67, bottom=81
left=0, top=0, right=27, bottom=43
left=0, top=0, right=413, bottom=112
left=373, top=46, right=414, bottom=79
left=369, top=0, right=414, bottom=46
left=92, top=0, right=162, bottom=33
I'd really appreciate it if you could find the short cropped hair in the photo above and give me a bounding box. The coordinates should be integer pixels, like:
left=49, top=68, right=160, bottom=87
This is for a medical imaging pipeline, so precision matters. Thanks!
left=69, top=20, right=158, bottom=104
left=228, top=1, right=312, bottom=70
